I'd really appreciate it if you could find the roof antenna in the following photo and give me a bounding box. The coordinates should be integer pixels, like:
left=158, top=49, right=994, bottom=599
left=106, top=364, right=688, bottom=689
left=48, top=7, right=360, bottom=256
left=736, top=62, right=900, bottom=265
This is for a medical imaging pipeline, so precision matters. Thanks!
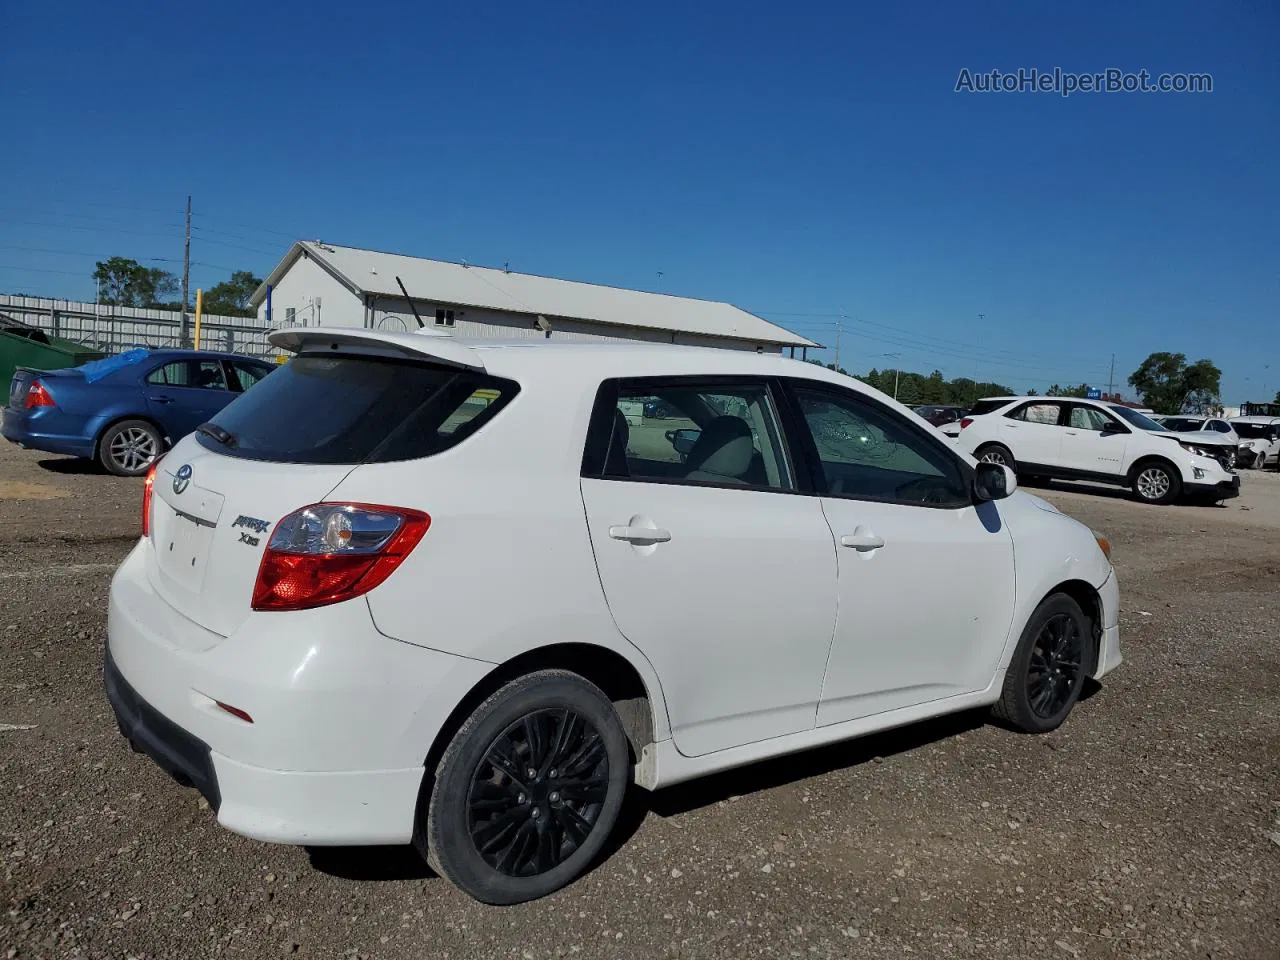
left=395, top=276, right=426, bottom=328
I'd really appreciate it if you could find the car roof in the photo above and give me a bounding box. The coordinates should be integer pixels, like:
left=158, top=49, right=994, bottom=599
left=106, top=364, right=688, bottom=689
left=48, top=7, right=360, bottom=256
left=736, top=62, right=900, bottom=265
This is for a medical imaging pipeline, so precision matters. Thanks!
left=1230, top=415, right=1280, bottom=424
left=978, top=396, right=1103, bottom=406
left=268, top=326, right=897, bottom=399
left=138, top=348, right=267, bottom=362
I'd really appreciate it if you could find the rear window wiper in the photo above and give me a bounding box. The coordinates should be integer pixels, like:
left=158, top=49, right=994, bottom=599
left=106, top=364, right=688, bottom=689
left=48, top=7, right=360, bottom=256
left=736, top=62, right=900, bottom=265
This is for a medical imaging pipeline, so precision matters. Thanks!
left=197, top=422, right=237, bottom=447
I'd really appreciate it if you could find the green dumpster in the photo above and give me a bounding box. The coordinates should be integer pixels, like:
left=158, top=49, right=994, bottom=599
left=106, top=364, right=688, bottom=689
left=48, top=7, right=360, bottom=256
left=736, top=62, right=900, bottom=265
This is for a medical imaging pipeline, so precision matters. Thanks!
left=1, top=327, right=106, bottom=398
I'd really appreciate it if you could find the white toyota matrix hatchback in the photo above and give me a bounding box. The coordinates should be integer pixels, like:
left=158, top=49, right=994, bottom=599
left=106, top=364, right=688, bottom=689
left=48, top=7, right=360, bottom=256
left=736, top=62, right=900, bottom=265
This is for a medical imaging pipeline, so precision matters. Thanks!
left=107, top=329, right=1121, bottom=904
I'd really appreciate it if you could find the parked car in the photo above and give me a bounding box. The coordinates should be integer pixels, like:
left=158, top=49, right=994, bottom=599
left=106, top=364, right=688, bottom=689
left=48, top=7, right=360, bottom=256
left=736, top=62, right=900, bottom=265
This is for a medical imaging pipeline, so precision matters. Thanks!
left=1230, top=416, right=1280, bottom=469
left=939, top=397, right=1016, bottom=439
left=1142, top=415, right=1239, bottom=469
left=914, top=404, right=968, bottom=428
left=1155, top=414, right=1240, bottom=446
left=3, top=349, right=276, bottom=476
left=107, top=329, right=1121, bottom=904
left=953, top=396, right=1239, bottom=504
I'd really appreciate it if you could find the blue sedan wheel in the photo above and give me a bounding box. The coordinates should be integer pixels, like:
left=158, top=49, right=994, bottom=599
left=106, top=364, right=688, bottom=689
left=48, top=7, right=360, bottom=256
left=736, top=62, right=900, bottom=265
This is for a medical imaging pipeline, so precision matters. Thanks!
left=99, top=420, right=163, bottom=477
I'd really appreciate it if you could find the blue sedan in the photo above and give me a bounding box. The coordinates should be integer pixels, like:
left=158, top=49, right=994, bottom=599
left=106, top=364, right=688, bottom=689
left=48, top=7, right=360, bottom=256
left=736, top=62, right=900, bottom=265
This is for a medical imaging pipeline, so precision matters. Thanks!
left=3, top=349, right=276, bottom=475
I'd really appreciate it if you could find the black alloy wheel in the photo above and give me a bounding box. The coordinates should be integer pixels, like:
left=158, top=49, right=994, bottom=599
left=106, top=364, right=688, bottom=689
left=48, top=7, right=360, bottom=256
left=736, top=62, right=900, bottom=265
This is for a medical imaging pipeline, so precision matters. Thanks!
left=1025, top=612, right=1085, bottom=720
left=420, top=670, right=629, bottom=904
left=992, top=593, right=1091, bottom=733
left=468, top=708, right=610, bottom=878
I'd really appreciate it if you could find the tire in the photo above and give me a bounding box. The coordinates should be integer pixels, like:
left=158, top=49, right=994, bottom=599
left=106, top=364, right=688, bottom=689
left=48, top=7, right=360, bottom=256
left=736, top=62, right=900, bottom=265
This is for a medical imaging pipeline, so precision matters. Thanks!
left=975, top=443, right=1016, bottom=471
left=991, top=593, right=1091, bottom=734
left=1130, top=459, right=1181, bottom=505
left=98, top=419, right=164, bottom=477
left=419, top=670, right=629, bottom=905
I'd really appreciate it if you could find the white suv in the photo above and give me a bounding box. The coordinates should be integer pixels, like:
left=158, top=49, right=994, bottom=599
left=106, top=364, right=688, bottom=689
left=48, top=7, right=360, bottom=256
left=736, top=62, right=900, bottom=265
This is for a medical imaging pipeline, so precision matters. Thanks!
left=107, top=330, right=1121, bottom=904
left=1230, top=416, right=1280, bottom=469
left=953, top=396, right=1239, bottom=504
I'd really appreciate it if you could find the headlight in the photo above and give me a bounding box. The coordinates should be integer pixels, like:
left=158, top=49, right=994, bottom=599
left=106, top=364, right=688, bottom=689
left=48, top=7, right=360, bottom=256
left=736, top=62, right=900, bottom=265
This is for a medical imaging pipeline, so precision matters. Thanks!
left=1092, top=530, right=1112, bottom=562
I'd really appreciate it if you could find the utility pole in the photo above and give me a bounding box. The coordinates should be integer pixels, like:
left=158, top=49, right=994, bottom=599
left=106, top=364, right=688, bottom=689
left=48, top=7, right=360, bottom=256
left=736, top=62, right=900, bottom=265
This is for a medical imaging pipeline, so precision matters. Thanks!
left=1107, top=353, right=1116, bottom=398
left=835, top=315, right=843, bottom=372
left=181, top=195, right=192, bottom=346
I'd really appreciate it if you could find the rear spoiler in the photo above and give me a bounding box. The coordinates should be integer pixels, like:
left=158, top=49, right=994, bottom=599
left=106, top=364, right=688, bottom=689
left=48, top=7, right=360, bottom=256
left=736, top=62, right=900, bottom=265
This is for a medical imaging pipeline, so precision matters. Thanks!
left=267, top=327, right=486, bottom=371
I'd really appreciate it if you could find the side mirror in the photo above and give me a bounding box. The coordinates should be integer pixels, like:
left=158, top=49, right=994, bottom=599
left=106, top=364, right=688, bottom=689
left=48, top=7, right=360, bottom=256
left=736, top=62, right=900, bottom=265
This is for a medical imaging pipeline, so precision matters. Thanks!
left=974, top=462, right=1017, bottom=501
left=1101, top=420, right=1127, bottom=435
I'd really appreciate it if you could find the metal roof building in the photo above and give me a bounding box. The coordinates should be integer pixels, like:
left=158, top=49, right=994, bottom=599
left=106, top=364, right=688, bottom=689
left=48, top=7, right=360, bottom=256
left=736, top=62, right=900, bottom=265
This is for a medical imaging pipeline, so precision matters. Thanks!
left=250, top=242, right=817, bottom=354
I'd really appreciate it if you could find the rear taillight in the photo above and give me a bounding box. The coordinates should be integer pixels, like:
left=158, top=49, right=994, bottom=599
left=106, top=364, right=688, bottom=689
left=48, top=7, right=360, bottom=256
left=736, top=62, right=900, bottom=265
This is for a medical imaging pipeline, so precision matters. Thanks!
left=251, top=503, right=430, bottom=612
left=141, top=461, right=159, bottom=537
left=25, top=380, right=55, bottom=409
left=959, top=418, right=974, bottom=430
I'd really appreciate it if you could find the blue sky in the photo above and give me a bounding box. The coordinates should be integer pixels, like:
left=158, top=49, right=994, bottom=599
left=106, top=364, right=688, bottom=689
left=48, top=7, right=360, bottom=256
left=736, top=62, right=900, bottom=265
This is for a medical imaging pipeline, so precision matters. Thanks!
left=1, top=0, right=1276, bottom=401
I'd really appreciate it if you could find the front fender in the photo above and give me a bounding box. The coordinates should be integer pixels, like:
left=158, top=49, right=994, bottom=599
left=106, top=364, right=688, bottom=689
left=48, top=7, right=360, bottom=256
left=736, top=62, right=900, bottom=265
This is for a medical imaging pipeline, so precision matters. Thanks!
left=994, top=492, right=1114, bottom=674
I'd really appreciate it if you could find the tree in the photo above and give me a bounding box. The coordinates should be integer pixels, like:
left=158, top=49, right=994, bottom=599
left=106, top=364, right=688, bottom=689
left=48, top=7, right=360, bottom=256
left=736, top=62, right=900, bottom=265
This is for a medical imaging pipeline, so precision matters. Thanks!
left=1127, top=352, right=1222, bottom=414
left=201, top=271, right=263, bottom=317
left=1045, top=383, right=1091, bottom=398
left=92, top=257, right=179, bottom=308
left=800, top=360, right=1011, bottom=407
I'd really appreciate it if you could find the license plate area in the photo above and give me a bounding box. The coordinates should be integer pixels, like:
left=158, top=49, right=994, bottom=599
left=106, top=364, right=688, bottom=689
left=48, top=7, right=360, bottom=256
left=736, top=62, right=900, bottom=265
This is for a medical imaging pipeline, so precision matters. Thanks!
left=156, top=502, right=217, bottom=593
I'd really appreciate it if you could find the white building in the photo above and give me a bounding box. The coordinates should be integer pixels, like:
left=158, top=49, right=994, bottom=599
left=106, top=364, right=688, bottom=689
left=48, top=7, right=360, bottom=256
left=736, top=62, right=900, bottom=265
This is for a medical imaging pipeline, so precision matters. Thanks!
left=250, top=242, right=818, bottom=355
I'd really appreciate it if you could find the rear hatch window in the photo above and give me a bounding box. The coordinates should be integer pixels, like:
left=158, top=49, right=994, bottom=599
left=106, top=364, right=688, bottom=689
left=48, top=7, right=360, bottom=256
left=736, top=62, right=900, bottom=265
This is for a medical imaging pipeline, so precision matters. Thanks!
left=195, top=353, right=518, bottom=464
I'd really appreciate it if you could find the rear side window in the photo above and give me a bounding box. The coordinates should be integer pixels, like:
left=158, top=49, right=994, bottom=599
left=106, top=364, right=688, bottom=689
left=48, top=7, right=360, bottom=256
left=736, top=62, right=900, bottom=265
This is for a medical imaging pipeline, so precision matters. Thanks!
left=1007, top=402, right=1062, bottom=425
left=197, top=354, right=518, bottom=464
left=147, top=360, right=229, bottom=390
left=582, top=378, right=794, bottom=491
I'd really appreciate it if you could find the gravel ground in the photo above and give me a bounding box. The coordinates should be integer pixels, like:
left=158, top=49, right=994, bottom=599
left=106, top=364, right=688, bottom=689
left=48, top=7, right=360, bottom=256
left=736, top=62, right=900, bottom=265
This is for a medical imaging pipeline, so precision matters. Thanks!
left=2, top=442, right=1278, bottom=960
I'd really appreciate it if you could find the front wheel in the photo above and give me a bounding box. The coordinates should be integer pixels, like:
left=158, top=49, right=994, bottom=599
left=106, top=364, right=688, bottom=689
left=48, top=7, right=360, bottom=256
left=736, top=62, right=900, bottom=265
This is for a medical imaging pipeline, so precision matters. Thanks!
left=98, top=420, right=163, bottom=477
left=420, top=670, right=630, bottom=905
left=1130, top=461, right=1181, bottom=505
left=992, top=594, right=1091, bottom=733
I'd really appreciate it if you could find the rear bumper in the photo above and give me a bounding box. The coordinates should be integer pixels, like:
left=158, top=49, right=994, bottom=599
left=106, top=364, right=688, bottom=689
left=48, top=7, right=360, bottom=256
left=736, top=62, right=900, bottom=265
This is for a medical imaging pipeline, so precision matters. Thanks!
left=1185, top=474, right=1240, bottom=500
left=105, top=648, right=221, bottom=811
left=1, top=406, right=97, bottom=457
left=105, top=541, right=494, bottom=845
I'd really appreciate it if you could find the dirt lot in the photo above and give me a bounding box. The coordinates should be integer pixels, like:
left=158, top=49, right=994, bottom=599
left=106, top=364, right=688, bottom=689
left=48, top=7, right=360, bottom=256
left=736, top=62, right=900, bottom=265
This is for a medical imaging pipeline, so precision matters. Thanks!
left=2, top=441, right=1278, bottom=960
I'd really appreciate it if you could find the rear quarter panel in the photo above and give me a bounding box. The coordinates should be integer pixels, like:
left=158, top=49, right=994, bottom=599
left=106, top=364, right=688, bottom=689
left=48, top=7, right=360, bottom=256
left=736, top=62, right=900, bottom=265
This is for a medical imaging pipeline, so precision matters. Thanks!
left=61, top=376, right=156, bottom=449
left=323, top=365, right=674, bottom=743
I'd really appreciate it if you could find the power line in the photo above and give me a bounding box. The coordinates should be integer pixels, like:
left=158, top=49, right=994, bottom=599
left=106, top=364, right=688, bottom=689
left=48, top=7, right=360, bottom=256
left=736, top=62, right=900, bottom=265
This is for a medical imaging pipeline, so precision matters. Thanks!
left=193, top=215, right=303, bottom=241
left=187, top=235, right=281, bottom=258
left=765, top=311, right=1069, bottom=367
left=0, top=242, right=110, bottom=258
left=769, top=313, right=1100, bottom=377
left=0, top=208, right=184, bottom=229
left=0, top=218, right=185, bottom=241
left=0, top=263, right=87, bottom=276
left=191, top=223, right=292, bottom=247
left=11, top=196, right=186, bottom=217
left=782, top=321, right=1102, bottom=383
